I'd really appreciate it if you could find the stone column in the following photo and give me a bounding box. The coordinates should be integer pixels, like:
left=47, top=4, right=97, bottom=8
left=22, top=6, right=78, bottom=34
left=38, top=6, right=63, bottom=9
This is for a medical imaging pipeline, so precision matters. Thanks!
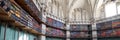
left=92, top=23, right=97, bottom=40
left=66, top=24, right=70, bottom=40
left=39, top=24, right=46, bottom=40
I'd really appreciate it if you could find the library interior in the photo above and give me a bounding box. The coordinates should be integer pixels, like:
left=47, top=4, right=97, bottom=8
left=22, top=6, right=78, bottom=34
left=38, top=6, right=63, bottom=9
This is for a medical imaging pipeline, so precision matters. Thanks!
left=0, top=0, right=120, bottom=40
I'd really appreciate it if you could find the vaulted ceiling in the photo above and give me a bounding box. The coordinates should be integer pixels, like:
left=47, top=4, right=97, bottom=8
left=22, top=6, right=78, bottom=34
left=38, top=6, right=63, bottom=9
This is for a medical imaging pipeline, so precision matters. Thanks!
left=67, top=0, right=97, bottom=21
left=45, top=0, right=97, bottom=22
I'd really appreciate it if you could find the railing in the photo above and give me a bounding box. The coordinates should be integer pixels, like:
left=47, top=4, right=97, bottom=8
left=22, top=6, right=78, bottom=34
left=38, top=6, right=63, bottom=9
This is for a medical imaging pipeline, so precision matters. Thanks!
left=96, top=14, right=120, bottom=23
left=69, top=20, right=90, bottom=24
left=46, top=13, right=65, bottom=23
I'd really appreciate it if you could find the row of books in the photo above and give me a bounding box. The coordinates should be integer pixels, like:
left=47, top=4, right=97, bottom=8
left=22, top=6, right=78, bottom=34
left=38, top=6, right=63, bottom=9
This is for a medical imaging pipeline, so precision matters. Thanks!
left=97, top=28, right=120, bottom=37
left=0, top=0, right=11, bottom=12
left=46, top=27, right=66, bottom=37
left=70, top=25, right=89, bottom=31
left=0, top=0, right=42, bottom=33
left=70, top=32, right=90, bottom=38
left=46, top=17, right=65, bottom=29
left=97, top=19, right=120, bottom=30
left=26, top=0, right=42, bottom=19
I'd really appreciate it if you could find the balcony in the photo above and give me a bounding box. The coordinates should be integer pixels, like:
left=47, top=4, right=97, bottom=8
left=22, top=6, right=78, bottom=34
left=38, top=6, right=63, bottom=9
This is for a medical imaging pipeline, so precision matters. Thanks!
left=14, top=0, right=43, bottom=24
left=0, top=0, right=42, bottom=35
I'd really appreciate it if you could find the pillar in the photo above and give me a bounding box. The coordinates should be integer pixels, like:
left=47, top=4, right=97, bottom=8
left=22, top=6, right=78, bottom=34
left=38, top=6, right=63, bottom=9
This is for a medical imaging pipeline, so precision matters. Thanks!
left=92, top=23, right=97, bottom=40
left=37, top=24, right=46, bottom=40
left=66, top=24, right=70, bottom=40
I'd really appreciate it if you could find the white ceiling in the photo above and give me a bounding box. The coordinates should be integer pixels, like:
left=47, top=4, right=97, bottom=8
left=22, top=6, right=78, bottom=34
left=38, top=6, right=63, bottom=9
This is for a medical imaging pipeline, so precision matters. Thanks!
left=72, top=0, right=85, bottom=8
left=54, top=0, right=97, bottom=13
left=51, top=0, right=97, bottom=20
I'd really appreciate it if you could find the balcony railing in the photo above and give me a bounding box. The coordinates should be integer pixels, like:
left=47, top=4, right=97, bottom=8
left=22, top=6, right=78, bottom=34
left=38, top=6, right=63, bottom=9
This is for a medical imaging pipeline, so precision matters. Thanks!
left=46, top=13, right=65, bottom=23
left=69, top=19, right=90, bottom=24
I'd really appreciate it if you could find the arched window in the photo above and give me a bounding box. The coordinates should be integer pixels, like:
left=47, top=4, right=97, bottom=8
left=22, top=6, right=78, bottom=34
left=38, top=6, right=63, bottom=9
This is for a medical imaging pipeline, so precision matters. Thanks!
left=105, top=2, right=117, bottom=17
left=117, top=2, right=120, bottom=14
